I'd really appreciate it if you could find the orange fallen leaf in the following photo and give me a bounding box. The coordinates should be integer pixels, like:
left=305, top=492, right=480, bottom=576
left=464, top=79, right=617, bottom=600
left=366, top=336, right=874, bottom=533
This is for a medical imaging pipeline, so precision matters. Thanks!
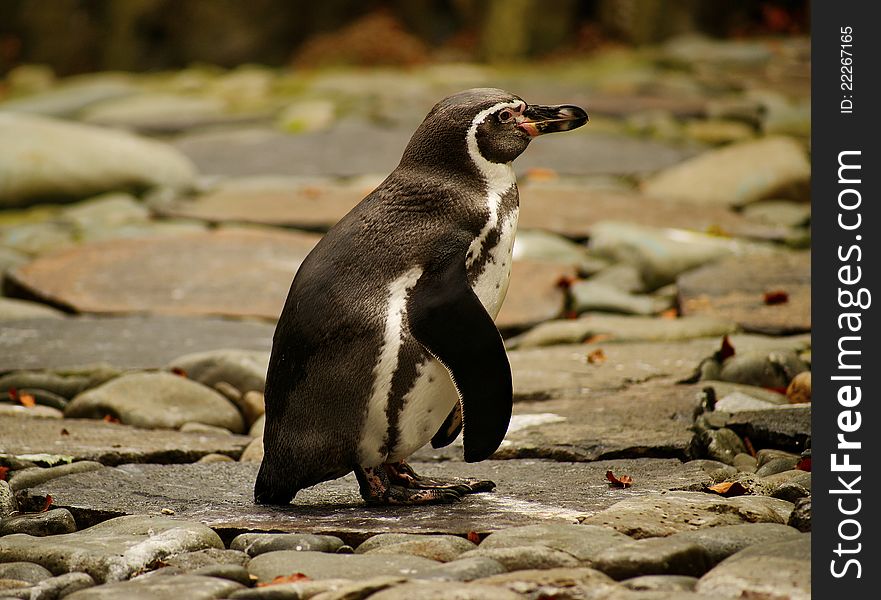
left=764, top=290, right=789, bottom=305
left=564, top=310, right=579, bottom=320
left=466, top=531, right=481, bottom=544
left=257, top=573, right=311, bottom=587
left=18, top=393, right=36, bottom=408
left=170, top=367, right=188, bottom=378
left=555, top=275, right=577, bottom=290
left=587, top=349, right=606, bottom=365
left=796, top=457, right=811, bottom=472
left=659, top=308, right=678, bottom=319
left=60, top=428, right=70, bottom=436
left=103, top=415, right=121, bottom=424
left=584, top=333, right=612, bottom=344
left=717, top=335, right=736, bottom=362
left=0, top=466, right=9, bottom=481
left=606, top=470, right=633, bottom=488
left=525, top=167, right=558, bottom=182
left=707, top=481, right=747, bottom=497
left=743, top=436, right=756, bottom=458
left=41, top=495, right=53, bottom=512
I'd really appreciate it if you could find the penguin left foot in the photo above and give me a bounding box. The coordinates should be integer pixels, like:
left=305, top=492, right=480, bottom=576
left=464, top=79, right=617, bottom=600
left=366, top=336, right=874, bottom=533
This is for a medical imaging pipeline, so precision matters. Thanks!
left=354, top=463, right=493, bottom=506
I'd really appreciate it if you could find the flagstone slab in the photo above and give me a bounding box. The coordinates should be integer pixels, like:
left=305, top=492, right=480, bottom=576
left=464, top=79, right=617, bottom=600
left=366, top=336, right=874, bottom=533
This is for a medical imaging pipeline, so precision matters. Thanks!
left=7, top=228, right=321, bottom=320
left=0, top=316, right=273, bottom=372
left=677, top=252, right=810, bottom=334
left=31, top=459, right=712, bottom=544
left=0, top=416, right=251, bottom=465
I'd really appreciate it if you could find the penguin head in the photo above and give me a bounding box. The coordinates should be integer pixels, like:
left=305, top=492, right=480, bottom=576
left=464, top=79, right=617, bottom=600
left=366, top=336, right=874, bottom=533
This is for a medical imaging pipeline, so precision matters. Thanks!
left=402, top=88, right=588, bottom=172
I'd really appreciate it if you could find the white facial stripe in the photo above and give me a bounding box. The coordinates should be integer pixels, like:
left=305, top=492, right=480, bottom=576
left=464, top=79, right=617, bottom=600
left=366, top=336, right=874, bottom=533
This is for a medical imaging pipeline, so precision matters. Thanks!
left=358, top=266, right=424, bottom=467
left=465, top=101, right=519, bottom=268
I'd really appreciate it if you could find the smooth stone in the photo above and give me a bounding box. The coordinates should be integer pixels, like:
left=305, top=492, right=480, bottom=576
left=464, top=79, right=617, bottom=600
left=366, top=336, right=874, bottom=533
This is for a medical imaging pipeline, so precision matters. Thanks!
left=714, top=392, right=778, bottom=413
left=76, top=220, right=209, bottom=244
left=479, top=524, right=630, bottom=564
left=581, top=491, right=794, bottom=538
left=788, top=498, right=811, bottom=532
left=8, top=461, right=104, bottom=492
left=0, top=404, right=64, bottom=419
left=13, top=388, right=68, bottom=411
left=718, top=351, right=808, bottom=389
left=685, top=460, right=736, bottom=481
left=700, top=428, right=746, bottom=466
left=0, top=298, right=66, bottom=321
left=277, top=100, right=336, bottom=134
left=683, top=119, right=754, bottom=145
left=732, top=453, right=757, bottom=473
left=457, top=545, right=579, bottom=571
left=786, top=371, right=811, bottom=404
left=588, top=264, right=646, bottom=294
left=248, top=550, right=439, bottom=582
left=165, top=548, right=250, bottom=570
left=415, top=556, right=507, bottom=582
left=369, top=581, right=523, bottom=600
left=698, top=381, right=787, bottom=405
left=7, top=228, right=321, bottom=320
left=66, top=574, right=243, bottom=599
left=508, top=314, right=736, bottom=349
left=196, top=453, right=236, bottom=464
left=670, top=523, right=803, bottom=566
left=517, top=187, right=789, bottom=242
left=80, top=93, right=228, bottom=133
left=179, top=422, right=233, bottom=435
left=306, top=576, right=408, bottom=600
left=592, top=537, right=712, bottom=580
left=7, top=572, right=95, bottom=599
left=570, top=280, right=669, bottom=316
left=725, top=406, right=811, bottom=452
left=167, top=350, right=269, bottom=395
left=249, top=414, right=265, bottom=438
left=228, top=579, right=353, bottom=599
left=0, top=515, right=223, bottom=583
left=0, top=77, right=136, bottom=117
left=30, top=459, right=711, bottom=541
left=0, top=365, right=120, bottom=399
left=642, top=136, right=809, bottom=207
left=771, top=482, right=811, bottom=503
left=0, top=316, right=273, bottom=371
left=512, top=229, right=601, bottom=272
left=587, top=221, right=744, bottom=290
left=622, top=575, right=698, bottom=592
left=239, top=436, right=264, bottom=462
left=1, top=481, right=17, bottom=518
left=0, top=508, right=77, bottom=537
left=0, top=562, right=53, bottom=587
left=742, top=200, right=810, bottom=228
left=357, top=534, right=476, bottom=562
left=190, top=564, right=253, bottom=587
left=495, top=261, right=574, bottom=332
left=237, top=392, right=266, bottom=428
left=476, top=567, right=620, bottom=598
left=678, top=252, right=810, bottom=334
left=696, top=535, right=810, bottom=599
left=65, top=372, right=244, bottom=433
left=755, top=457, right=800, bottom=477
left=0, top=415, right=249, bottom=465
left=231, top=533, right=344, bottom=557
left=761, top=470, right=810, bottom=490
left=59, top=193, right=150, bottom=231
left=0, top=220, right=75, bottom=255
left=0, top=114, right=196, bottom=206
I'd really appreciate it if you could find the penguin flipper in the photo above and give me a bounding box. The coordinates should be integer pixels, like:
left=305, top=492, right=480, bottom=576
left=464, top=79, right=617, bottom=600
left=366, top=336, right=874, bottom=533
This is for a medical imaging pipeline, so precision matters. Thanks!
left=431, top=403, right=462, bottom=448
left=408, top=258, right=513, bottom=463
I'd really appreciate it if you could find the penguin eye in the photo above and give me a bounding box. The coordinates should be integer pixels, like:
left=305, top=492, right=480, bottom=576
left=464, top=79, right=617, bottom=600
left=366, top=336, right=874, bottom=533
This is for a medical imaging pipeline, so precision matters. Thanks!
left=497, top=109, right=515, bottom=123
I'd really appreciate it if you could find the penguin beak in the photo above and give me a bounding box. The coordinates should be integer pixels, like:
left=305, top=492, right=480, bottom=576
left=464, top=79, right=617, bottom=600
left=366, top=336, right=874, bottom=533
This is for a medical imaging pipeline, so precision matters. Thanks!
left=517, top=104, right=589, bottom=137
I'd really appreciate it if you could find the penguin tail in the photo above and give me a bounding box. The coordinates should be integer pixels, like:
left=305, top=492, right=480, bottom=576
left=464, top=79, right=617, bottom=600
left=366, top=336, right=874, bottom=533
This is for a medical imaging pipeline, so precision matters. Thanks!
left=254, top=459, right=297, bottom=505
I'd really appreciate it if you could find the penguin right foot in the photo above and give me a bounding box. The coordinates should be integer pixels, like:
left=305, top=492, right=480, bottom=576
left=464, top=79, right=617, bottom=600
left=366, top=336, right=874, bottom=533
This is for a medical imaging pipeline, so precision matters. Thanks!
left=355, top=465, right=464, bottom=505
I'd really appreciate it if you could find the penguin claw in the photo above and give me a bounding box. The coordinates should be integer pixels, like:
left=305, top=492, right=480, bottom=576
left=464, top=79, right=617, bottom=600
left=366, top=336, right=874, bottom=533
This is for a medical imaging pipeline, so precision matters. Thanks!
left=356, top=464, right=492, bottom=505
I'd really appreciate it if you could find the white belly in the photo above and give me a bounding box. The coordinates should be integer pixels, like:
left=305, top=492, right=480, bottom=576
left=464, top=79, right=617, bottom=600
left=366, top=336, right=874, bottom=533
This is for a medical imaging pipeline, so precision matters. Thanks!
left=471, top=209, right=519, bottom=318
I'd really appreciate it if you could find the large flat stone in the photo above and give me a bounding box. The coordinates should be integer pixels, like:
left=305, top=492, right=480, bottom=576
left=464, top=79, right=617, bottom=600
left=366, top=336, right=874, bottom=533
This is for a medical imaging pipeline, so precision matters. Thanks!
left=7, top=228, right=321, bottom=320
left=495, top=261, right=572, bottom=332
left=31, top=459, right=712, bottom=544
left=677, top=251, right=810, bottom=334
left=0, top=316, right=274, bottom=371
left=0, top=416, right=250, bottom=465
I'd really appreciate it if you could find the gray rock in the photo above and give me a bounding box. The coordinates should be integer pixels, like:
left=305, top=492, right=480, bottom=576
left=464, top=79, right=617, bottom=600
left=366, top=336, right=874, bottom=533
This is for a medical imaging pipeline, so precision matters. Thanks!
left=458, top=545, right=579, bottom=571
left=179, top=422, right=233, bottom=435
left=227, top=579, right=352, bottom=599
left=479, top=524, right=631, bottom=564
left=0, top=221, right=75, bottom=256
left=0, top=77, right=136, bottom=118
left=167, top=350, right=269, bottom=395
left=59, top=193, right=150, bottom=232
left=0, top=508, right=77, bottom=537
left=13, top=388, right=68, bottom=411
left=699, top=381, right=788, bottom=405
left=642, top=136, right=809, bottom=207
left=235, top=392, right=266, bottom=429
left=65, top=574, right=243, bottom=600
left=684, top=460, right=736, bottom=482
left=0, top=515, right=223, bottom=583
left=771, top=482, right=811, bottom=503
left=190, top=564, right=253, bottom=587
left=0, top=404, right=64, bottom=419
left=714, top=392, right=779, bottom=413
left=588, top=221, right=744, bottom=289
left=570, top=280, right=669, bottom=316
left=593, top=537, right=711, bottom=580
left=700, top=428, right=746, bottom=465
left=670, top=523, right=802, bottom=566
left=239, top=436, right=264, bottom=462
left=476, top=567, right=620, bottom=598
left=0, top=114, right=196, bottom=206
left=0, top=316, right=273, bottom=372
left=588, top=264, right=646, bottom=294
left=581, top=491, right=793, bottom=538
left=416, top=556, right=507, bottom=582
left=719, top=351, right=808, bottom=389
left=696, top=535, right=810, bottom=599
left=511, top=229, right=600, bottom=273
left=165, top=548, right=250, bottom=571
left=755, top=457, right=799, bottom=477
left=80, top=94, right=228, bottom=133
left=196, top=453, right=236, bottom=464
left=6, top=571, right=95, bottom=599
left=368, top=581, right=523, bottom=600
left=599, top=590, right=717, bottom=600
left=0, top=298, right=66, bottom=322
left=742, top=200, right=810, bottom=228
left=248, top=414, right=266, bottom=438
left=247, top=550, right=439, bottom=583
left=509, top=314, right=736, bottom=349
left=788, top=497, right=811, bottom=532
left=621, top=575, right=697, bottom=592
left=65, top=372, right=244, bottom=433
left=725, top=405, right=811, bottom=452
left=756, top=449, right=800, bottom=467
left=231, top=533, right=344, bottom=557
left=357, top=534, right=476, bottom=562
left=8, top=461, right=104, bottom=492
left=761, top=469, right=810, bottom=489
left=0, top=562, right=53, bottom=585
left=732, top=453, right=757, bottom=473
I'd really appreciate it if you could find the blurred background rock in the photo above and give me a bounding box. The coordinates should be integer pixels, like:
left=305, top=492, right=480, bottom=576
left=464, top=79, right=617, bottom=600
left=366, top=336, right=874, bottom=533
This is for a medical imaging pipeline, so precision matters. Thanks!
left=0, top=0, right=808, bottom=75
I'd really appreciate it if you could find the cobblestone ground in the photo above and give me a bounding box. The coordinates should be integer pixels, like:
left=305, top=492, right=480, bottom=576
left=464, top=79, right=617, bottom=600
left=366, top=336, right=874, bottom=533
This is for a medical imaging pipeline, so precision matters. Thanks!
left=0, top=35, right=811, bottom=600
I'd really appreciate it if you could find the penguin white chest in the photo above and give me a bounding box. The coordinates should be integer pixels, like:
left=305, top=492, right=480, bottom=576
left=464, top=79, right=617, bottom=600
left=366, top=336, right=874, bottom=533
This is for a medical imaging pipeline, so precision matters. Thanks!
left=471, top=207, right=519, bottom=319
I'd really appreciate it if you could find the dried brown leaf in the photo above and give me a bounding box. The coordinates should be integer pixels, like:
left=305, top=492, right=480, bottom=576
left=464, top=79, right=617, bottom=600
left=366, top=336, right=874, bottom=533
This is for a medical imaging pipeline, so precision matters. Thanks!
left=587, top=349, right=606, bottom=365
left=707, top=481, right=747, bottom=497
left=606, top=470, right=633, bottom=488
